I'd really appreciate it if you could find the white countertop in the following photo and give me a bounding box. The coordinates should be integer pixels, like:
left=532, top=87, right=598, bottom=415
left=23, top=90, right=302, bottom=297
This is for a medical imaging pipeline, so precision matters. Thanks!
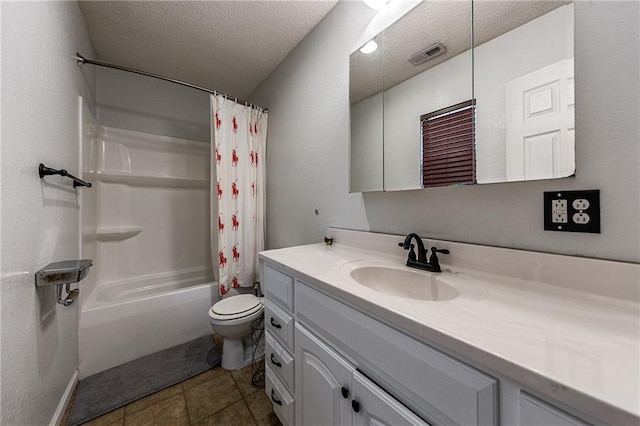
left=259, top=232, right=640, bottom=425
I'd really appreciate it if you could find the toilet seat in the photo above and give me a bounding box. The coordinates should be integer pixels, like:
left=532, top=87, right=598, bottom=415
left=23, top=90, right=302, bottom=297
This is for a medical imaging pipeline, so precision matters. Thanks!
left=209, top=294, right=263, bottom=322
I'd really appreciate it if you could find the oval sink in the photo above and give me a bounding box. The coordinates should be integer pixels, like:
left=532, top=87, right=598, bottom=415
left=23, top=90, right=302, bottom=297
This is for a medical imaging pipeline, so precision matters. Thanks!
left=348, top=264, right=458, bottom=301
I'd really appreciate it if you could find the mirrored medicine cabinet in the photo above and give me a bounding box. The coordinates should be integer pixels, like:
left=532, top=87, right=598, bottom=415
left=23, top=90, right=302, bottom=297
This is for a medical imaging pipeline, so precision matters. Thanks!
left=350, top=0, right=575, bottom=192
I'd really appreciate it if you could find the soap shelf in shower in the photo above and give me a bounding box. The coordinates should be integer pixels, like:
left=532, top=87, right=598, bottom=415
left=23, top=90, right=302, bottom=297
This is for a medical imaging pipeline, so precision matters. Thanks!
left=96, top=171, right=209, bottom=188
left=35, top=259, right=93, bottom=306
left=96, top=226, right=143, bottom=241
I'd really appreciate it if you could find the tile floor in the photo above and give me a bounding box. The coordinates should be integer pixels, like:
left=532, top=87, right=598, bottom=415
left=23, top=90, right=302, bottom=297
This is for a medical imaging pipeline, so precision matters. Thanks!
left=61, top=336, right=280, bottom=426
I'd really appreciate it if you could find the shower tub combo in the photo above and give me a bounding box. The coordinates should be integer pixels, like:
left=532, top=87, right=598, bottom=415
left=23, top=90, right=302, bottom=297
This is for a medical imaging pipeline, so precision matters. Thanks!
left=79, top=122, right=216, bottom=378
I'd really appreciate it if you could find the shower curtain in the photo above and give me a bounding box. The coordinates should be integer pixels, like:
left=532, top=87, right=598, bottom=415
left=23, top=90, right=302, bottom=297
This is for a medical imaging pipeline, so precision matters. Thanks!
left=211, top=94, right=267, bottom=296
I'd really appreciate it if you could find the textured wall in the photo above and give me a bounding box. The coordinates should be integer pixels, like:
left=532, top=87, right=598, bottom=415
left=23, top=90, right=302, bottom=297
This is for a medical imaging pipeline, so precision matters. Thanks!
left=250, top=1, right=639, bottom=263
left=0, top=2, right=96, bottom=424
left=96, top=67, right=210, bottom=142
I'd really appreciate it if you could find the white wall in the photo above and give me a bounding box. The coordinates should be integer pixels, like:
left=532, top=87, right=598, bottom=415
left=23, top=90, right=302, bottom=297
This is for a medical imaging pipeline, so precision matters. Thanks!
left=249, top=1, right=639, bottom=263
left=0, top=2, right=96, bottom=424
left=96, top=67, right=210, bottom=142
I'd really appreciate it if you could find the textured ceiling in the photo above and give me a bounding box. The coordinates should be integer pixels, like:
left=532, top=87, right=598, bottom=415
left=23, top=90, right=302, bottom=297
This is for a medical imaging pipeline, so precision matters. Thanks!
left=79, top=0, right=338, bottom=100
left=350, top=0, right=570, bottom=104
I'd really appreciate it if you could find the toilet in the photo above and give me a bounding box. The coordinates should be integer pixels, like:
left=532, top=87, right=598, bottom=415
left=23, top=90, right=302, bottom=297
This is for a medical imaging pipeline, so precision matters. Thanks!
left=208, top=294, right=265, bottom=370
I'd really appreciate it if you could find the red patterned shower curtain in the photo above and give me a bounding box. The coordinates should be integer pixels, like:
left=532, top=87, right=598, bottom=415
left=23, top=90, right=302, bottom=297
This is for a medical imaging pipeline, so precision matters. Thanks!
left=211, top=95, right=267, bottom=296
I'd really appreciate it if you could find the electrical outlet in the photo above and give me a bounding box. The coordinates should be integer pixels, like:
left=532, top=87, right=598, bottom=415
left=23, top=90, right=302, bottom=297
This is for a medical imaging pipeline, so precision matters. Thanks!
left=551, top=199, right=568, bottom=223
left=572, top=199, right=590, bottom=211
left=552, top=199, right=567, bottom=212
left=544, top=190, right=600, bottom=233
left=572, top=212, right=590, bottom=224
left=553, top=213, right=568, bottom=223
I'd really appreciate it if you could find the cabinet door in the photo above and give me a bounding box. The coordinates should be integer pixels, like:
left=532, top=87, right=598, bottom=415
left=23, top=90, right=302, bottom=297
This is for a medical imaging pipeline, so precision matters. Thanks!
left=295, top=324, right=355, bottom=426
left=352, top=371, right=431, bottom=426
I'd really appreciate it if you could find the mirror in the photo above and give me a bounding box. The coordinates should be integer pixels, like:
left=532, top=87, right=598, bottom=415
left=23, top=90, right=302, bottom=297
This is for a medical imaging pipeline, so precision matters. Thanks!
left=349, top=0, right=575, bottom=192
left=474, top=1, right=574, bottom=184
left=350, top=35, right=384, bottom=192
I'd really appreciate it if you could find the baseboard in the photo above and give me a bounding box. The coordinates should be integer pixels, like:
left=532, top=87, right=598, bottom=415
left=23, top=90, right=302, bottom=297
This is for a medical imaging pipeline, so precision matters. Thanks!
left=50, top=369, right=78, bottom=426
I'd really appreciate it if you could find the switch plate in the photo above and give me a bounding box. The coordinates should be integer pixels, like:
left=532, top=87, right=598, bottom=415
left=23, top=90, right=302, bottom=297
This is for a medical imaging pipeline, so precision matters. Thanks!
left=544, top=190, right=600, bottom=233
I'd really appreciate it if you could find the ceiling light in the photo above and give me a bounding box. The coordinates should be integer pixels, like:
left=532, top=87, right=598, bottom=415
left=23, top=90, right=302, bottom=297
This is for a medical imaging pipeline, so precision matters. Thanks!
left=360, top=40, right=378, bottom=54
left=363, top=0, right=390, bottom=11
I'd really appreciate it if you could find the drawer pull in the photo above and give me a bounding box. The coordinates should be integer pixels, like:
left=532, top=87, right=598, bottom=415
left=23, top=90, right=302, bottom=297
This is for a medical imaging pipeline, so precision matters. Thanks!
left=352, top=400, right=360, bottom=413
left=341, top=386, right=349, bottom=399
left=271, top=389, right=283, bottom=406
left=270, top=353, right=282, bottom=367
left=270, top=317, right=282, bottom=329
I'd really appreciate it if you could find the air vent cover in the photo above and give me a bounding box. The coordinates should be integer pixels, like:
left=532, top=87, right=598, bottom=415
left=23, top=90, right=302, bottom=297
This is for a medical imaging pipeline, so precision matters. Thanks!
left=409, top=42, right=446, bottom=66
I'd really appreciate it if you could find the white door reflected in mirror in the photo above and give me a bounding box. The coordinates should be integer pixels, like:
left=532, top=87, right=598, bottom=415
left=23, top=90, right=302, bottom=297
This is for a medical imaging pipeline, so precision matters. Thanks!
left=505, top=58, right=575, bottom=182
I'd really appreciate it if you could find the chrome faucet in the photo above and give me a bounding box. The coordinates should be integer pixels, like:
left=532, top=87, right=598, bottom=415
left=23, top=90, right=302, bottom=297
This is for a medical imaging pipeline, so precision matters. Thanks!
left=398, top=233, right=449, bottom=273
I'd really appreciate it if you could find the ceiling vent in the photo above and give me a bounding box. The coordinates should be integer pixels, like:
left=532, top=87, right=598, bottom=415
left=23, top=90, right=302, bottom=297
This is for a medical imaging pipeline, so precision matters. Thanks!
left=409, top=42, right=446, bottom=66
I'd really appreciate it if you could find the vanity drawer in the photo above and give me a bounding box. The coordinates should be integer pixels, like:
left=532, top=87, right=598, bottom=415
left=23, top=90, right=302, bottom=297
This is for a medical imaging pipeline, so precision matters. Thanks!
left=266, top=331, right=295, bottom=393
left=520, top=393, right=589, bottom=426
left=263, top=263, right=294, bottom=312
left=265, top=302, right=294, bottom=352
left=266, top=364, right=295, bottom=426
left=296, top=282, right=497, bottom=426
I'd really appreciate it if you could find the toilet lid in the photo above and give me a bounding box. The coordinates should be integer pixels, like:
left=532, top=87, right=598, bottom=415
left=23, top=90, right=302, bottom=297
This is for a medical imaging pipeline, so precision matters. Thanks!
left=212, top=294, right=262, bottom=316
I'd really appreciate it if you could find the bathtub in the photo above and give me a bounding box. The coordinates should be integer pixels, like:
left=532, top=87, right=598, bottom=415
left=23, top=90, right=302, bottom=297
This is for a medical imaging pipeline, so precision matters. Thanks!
left=79, top=268, right=217, bottom=378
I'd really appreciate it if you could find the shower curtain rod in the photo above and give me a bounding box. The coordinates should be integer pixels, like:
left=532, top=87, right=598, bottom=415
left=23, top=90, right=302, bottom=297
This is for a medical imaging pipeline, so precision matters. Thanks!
left=75, top=53, right=267, bottom=112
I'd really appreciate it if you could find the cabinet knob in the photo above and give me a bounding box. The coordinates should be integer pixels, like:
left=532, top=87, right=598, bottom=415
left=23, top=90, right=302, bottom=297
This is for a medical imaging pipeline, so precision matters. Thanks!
left=341, top=386, right=349, bottom=399
left=270, top=353, right=282, bottom=367
left=270, top=317, right=282, bottom=329
left=352, top=400, right=360, bottom=413
left=271, top=389, right=283, bottom=406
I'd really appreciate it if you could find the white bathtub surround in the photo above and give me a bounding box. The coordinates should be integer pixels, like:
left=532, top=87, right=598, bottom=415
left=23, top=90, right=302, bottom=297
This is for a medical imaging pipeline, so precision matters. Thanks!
left=259, top=228, right=640, bottom=425
left=82, top=126, right=212, bottom=300
left=80, top=97, right=99, bottom=305
left=211, top=94, right=267, bottom=296
left=79, top=126, right=215, bottom=377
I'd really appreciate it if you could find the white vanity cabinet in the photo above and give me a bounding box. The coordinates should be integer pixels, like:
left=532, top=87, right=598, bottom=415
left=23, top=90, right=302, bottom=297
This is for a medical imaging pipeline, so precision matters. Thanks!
left=262, top=263, right=296, bottom=425
left=261, top=258, right=597, bottom=426
left=262, top=259, right=493, bottom=426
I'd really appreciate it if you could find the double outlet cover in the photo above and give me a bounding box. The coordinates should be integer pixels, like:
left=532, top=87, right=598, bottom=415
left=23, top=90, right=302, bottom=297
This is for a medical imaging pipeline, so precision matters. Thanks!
left=544, top=190, right=600, bottom=233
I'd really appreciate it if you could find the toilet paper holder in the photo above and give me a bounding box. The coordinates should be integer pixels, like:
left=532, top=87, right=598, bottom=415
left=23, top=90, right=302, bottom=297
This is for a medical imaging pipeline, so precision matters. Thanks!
left=35, top=259, right=93, bottom=306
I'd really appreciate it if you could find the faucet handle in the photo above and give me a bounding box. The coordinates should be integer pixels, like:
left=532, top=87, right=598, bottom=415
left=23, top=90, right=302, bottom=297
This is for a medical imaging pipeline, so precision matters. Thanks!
left=429, top=247, right=449, bottom=272
left=398, top=242, right=416, bottom=261
left=431, top=247, right=449, bottom=255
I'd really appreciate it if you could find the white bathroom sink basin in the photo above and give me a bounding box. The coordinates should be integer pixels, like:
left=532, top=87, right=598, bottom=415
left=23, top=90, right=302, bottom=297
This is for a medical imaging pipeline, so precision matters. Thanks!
left=345, top=262, right=459, bottom=301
